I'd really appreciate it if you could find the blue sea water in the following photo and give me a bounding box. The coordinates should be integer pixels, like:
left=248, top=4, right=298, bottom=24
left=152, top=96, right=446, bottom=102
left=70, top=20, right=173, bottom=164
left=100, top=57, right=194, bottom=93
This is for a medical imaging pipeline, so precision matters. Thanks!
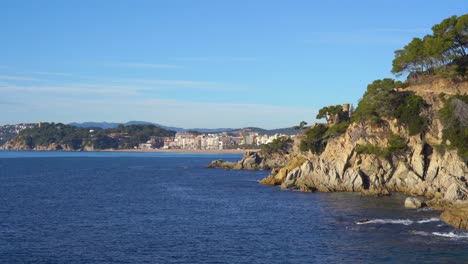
left=0, top=151, right=467, bottom=263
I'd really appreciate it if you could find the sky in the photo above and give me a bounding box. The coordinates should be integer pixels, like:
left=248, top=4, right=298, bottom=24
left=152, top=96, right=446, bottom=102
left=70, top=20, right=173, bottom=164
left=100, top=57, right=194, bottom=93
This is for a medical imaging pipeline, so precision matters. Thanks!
left=0, top=1, right=466, bottom=129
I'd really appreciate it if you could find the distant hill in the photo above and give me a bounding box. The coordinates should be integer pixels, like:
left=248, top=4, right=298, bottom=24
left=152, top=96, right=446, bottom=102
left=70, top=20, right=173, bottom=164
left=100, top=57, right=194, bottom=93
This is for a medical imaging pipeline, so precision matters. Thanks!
left=68, top=121, right=181, bottom=131
left=68, top=121, right=233, bottom=133
left=68, top=121, right=296, bottom=135
left=2, top=122, right=176, bottom=150
left=237, top=127, right=297, bottom=136
left=0, top=123, right=37, bottom=145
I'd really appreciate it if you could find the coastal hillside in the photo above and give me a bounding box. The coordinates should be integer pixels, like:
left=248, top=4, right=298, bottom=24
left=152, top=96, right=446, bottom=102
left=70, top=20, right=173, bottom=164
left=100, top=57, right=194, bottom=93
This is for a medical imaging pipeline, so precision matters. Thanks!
left=208, top=77, right=468, bottom=228
left=212, top=78, right=468, bottom=196
left=208, top=14, right=468, bottom=229
left=0, top=123, right=176, bottom=151
left=69, top=121, right=298, bottom=136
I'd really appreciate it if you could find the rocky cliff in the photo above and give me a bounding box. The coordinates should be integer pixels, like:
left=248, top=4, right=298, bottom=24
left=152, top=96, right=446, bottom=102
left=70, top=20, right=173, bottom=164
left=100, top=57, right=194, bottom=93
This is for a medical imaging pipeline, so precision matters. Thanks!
left=209, top=79, right=468, bottom=228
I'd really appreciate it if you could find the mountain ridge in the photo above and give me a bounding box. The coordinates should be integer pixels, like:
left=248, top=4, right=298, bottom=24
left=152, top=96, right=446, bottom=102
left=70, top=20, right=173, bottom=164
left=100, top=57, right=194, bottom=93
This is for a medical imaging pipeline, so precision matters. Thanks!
left=68, top=121, right=296, bottom=135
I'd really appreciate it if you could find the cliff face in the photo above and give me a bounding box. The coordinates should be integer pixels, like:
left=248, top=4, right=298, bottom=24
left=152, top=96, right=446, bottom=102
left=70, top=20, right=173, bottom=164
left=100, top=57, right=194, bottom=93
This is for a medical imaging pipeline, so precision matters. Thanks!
left=207, top=79, right=468, bottom=228
left=2, top=140, right=65, bottom=151
left=0, top=138, right=94, bottom=151
left=268, top=120, right=467, bottom=200
left=261, top=79, right=468, bottom=201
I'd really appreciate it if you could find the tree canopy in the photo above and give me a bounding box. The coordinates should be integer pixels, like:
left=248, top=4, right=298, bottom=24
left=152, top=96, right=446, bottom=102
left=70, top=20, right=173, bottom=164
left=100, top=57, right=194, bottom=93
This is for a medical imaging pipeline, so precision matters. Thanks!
left=392, top=14, right=468, bottom=80
left=293, top=121, right=308, bottom=130
left=351, top=78, right=427, bottom=135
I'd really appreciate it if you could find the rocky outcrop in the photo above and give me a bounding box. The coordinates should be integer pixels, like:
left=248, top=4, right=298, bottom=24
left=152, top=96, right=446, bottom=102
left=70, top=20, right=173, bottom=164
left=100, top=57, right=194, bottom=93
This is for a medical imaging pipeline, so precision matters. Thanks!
left=206, top=79, right=468, bottom=228
left=205, top=150, right=289, bottom=170
left=1, top=141, right=77, bottom=151
left=440, top=202, right=468, bottom=229
left=263, top=120, right=467, bottom=201
left=210, top=79, right=468, bottom=228
left=259, top=156, right=306, bottom=186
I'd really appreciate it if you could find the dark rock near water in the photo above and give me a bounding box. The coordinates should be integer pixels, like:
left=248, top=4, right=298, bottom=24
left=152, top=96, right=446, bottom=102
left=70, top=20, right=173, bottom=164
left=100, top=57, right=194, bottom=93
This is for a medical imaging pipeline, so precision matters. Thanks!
left=206, top=151, right=287, bottom=170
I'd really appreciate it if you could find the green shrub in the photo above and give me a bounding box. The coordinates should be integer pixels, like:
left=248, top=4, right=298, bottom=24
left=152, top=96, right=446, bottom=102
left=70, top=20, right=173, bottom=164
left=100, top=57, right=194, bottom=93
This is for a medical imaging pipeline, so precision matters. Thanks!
left=439, top=94, right=468, bottom=159
left=299, top=124, right=328, bottom=153
left=354, top=134, right=407, bottom=158
left=385, top=134, right=408, bottom=155
left=324, top=121, right=350, bottom=137
left=261, top=136, right=292, bottom=155
left=438, top=92, right=447, bottom=102
left=351, top=79, right=402, bottom=122
left=393, top=93, right=428, bottom=135
left=354, top=144, right=384, bottom=155
left=351, top=79, right=428, bottom=135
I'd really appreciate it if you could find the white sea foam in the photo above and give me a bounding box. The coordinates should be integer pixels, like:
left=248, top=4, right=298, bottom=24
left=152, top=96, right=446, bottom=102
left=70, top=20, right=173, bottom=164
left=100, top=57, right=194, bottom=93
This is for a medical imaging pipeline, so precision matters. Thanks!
left=432, top=232, right=468, bottom=239
left=355, top=219, right=413, bottom=225
left=417, top=218, right=440, bottom=224
left=411, top=231, right=431, bottom=236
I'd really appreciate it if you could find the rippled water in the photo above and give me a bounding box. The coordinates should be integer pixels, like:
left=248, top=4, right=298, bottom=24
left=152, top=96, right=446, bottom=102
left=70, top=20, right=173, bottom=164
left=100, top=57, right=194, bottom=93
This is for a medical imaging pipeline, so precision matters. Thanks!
left=0, top=151, right=467, bottom=263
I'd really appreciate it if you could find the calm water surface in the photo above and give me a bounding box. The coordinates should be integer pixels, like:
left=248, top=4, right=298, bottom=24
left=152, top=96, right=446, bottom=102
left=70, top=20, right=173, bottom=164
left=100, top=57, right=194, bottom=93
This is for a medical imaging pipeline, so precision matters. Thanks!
left=0, top=151, right=467, bottom=263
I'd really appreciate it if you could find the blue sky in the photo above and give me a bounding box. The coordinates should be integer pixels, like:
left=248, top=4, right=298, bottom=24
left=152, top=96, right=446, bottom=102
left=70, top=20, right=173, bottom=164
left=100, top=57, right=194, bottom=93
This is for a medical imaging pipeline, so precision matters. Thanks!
left=1, top=1, right=466, bottom=128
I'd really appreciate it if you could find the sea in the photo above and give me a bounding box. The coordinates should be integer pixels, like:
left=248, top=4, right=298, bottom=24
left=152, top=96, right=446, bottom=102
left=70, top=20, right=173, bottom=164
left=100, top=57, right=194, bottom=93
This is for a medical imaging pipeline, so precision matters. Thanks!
left=0, top=151, right=467, bottom=264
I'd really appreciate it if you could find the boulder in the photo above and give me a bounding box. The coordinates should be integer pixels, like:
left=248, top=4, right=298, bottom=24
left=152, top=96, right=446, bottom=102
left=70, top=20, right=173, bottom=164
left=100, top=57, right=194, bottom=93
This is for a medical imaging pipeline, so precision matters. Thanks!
left=440, top=203, right=468, bottom=229
left=404, top=197, right=423, bottom=209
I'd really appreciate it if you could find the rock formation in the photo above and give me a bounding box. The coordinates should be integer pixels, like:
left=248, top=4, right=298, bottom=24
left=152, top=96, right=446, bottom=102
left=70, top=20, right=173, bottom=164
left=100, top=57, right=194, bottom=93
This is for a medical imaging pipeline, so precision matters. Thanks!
left=208, top=79, right=468, bottom=229
left=440, top=202, right=468, bottom=229
left=205, top=150, right=289, bottom=170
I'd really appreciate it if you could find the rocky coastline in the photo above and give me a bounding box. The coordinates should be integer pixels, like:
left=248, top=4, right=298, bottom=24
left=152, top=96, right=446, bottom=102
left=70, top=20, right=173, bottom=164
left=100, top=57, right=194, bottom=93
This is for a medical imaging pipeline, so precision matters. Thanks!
left=207, top=79, right=468, bottom=229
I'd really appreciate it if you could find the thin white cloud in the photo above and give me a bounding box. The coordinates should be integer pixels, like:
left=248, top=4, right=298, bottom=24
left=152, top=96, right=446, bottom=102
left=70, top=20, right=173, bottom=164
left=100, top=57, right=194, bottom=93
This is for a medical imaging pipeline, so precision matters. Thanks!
left=8, top=96, right=317, bottom=129
left=305, top=28, right=431, bottom=46
left=356, top=28, right=430, bottom=33
left=117, top=78, right=241, bottom=91
left=107, top=62, right=181, bottom=69
left=0, top=75, right=47, bottom=82
left=0, top=100, right=18, bottom=105
left=0, top=84, right=138, bottom=96
left=0, top=75, right=243, bottom=99
left=28, top=71, right=73, bottom=76
left=171, top=57, right=258, bottom=62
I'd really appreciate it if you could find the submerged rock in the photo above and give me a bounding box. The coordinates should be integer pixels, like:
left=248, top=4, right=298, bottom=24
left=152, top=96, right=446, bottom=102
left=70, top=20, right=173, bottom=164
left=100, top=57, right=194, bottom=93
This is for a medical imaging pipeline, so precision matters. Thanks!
left=404, top=197, right=423, bottom=209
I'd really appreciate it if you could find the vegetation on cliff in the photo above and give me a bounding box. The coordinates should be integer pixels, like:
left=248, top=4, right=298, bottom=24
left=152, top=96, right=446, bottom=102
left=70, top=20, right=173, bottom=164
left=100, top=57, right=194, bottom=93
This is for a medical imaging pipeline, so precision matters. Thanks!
left=392, top=14, right=468, bottom=81
left=7, top=123, right=176, bottom=150
left=351, top=78, right=428, bottom=135
left=439, top=94, right=468, bottom=159
left=215, top=14, right=468, bottom=230
left=260, top=136, right=293, bottom=157
left=354, top=134, right=408, bottom=157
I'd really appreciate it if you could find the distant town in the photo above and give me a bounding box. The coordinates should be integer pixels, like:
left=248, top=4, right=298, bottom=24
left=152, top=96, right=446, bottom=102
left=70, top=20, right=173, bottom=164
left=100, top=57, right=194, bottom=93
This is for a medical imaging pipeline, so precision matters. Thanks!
left=0, top=123, right=291, bottom=150
left=140, top=131, right=287, bottom=150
